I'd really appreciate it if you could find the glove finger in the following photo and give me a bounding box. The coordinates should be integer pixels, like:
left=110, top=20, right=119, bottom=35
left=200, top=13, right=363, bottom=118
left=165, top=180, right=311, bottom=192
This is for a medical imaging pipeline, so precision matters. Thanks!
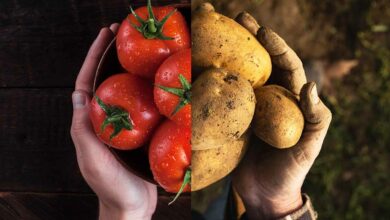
left=194, top=2, right=215, bottom=13
left=235, top=11, right=260, bottom=36
left=300, top=82, right=332, bottom=125
left=257, top=27, right=307, bottom=96
left=291, top=82, right=332, bottom=167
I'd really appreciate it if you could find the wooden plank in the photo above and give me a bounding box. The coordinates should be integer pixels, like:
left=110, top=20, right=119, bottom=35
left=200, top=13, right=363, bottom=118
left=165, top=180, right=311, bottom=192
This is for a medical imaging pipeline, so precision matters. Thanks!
left=0, top=88, right=184, bottom=195
left=0, top=88, right=74, bottom=152
left=0, top=0, right=190, bottom=88
left=0, top=88, right=88, bottom=192
left=0, top=192, right=190, bottom=220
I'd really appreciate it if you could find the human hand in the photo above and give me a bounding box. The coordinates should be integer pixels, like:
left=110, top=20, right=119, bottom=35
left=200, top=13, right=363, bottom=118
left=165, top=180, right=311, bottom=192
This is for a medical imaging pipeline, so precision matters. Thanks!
left=70, top=24, right=157, bottom=220
left=232, top=12, right=332, bottom=219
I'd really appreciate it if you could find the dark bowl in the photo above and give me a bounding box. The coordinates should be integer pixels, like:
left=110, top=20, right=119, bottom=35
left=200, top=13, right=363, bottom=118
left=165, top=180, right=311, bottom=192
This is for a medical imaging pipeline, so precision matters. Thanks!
left=92, top=4, right=191, bottom=186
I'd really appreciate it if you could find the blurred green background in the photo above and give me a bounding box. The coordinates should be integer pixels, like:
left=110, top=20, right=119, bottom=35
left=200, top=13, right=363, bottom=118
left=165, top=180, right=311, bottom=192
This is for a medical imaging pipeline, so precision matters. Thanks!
left=192, top=0, right=390, bottom=219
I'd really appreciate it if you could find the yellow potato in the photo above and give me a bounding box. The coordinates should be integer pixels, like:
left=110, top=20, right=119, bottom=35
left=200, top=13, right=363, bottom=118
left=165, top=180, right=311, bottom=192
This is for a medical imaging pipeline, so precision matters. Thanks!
left=192, top=4, right=272, bottom=88
left=192, top=132, right=249, bottom=191
left=192, top=68, right=255, bottom=150
left=253, top=85, right=304, bottom=148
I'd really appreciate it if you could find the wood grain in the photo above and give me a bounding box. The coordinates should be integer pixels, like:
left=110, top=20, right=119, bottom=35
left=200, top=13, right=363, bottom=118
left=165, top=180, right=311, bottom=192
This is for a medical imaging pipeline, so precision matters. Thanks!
left=0, top=0, right=190, bottom=88
left=0, top=192, right=190, bottom=220
left=0, top=88, right=182, bottom=196
left=0, top=88, right=86, bottom=192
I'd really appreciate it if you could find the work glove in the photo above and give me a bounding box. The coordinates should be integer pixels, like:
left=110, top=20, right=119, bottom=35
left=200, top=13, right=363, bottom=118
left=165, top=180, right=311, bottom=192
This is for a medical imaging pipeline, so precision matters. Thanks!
left=230, top=10, right=333, bottom=220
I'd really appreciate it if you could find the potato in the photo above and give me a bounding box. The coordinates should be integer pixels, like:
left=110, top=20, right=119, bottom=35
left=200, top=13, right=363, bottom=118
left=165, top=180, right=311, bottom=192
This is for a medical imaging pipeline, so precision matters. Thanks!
left=192, top=68, right=255, bottom=150
left=253, top=85, right=304, bottom=148
left=192, top=4, right=272, bottom=88
left=192, top=132, right=249, bottom=191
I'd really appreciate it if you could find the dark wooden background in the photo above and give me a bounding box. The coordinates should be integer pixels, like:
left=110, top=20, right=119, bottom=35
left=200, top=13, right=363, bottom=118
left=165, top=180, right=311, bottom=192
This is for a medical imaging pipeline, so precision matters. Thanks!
left=0, top=0, right=190, bottom=219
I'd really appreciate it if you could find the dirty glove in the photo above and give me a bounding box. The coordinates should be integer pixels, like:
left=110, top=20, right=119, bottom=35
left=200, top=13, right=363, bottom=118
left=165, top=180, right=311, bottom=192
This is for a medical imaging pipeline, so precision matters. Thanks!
left=232, top=11, right=332, bottom=220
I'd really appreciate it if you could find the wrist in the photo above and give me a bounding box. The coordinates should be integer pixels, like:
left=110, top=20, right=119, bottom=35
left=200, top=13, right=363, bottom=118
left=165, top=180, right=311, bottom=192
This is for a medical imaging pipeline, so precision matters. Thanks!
left=245, top=191, right=303, bottom=220
left=99, top=201, right=152, bottom=220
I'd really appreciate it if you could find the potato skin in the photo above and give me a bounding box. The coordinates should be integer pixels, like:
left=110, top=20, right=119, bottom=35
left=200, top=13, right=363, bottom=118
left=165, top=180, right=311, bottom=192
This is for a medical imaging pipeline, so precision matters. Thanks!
left=192, top=68, right=255, bottom=150
left=192, top=8, right=271, bottom=88
left=192, top=132, right=249, bottom=191
left=253, top=85, right=304, bottom=148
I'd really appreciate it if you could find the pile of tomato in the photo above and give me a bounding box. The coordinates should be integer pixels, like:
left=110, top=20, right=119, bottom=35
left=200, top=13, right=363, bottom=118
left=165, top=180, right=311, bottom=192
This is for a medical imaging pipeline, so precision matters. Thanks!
left=89, top=0, right=191, bottom=203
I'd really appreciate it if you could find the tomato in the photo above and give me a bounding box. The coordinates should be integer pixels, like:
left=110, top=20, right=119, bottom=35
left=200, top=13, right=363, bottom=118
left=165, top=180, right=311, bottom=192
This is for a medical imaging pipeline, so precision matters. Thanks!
left=116, top=0, right=190, bottom=80
left=149, top=120, right=191, bottom=202
left=154, top=49, right=191, bottom=127
left=90, top=73, right=162, bottom=150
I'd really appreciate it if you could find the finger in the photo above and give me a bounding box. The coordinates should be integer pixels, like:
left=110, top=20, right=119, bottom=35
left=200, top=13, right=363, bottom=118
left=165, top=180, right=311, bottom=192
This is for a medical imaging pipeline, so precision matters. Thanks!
left=292, top=82, right=332, bottom=165
left=70, top=90, right=111, bottom=159
left=195, top=2, right=215, bottom=13
left=109, top=23, right=120, bottom=34
left=76, top=27, right=115, bottom=93
left=235, top=12, right=260, bottom=36
left=300, top=82, right=332, bottom=125
left=257, top=27, right=307, bottom=96
left=70, top=90, right=148, bottom=192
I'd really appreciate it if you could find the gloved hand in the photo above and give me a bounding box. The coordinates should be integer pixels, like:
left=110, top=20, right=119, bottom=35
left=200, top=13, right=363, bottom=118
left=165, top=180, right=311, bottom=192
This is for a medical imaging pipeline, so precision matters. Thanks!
left=231, top=12, right=332, bottom=219
left=70, top=24, right=157, bottom=220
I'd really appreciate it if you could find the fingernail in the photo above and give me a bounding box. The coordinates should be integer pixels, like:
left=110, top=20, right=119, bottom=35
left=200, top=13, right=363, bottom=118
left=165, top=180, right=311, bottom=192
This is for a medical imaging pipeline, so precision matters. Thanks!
left=310, top=83, right=320, bottom=104
left=72, top=91, right=86, bottom=109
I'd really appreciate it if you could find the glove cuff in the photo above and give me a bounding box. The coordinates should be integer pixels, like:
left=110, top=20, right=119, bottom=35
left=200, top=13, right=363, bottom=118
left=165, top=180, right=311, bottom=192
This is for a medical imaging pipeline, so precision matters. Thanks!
left=276, top=194, right=317, bottom=220
left=239, top=194, right=318, bottom=220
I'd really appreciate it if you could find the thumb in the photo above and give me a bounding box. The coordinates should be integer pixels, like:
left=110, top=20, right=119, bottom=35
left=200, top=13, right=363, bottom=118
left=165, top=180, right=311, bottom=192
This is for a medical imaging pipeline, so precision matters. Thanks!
left=292, top=82, right=332, bottom=166
left=70, top=90, right=92, bottom=140
left=70, top=89, right=105, bottom=154
left=235, top=11, right=260, bottom=36
left=70, top=90, right=112, bottom=168
left=299, top=82, right=332, bottom=127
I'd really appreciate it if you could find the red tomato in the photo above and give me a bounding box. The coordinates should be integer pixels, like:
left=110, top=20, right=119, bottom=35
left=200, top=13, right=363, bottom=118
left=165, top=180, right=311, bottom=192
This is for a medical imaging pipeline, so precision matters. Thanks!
left=116, top=0, right=190, bottom=80
left=149, top=120, right=191, bottom=201
left=90, top=73, right=162, bottom=150
left=154, top=49, right=191, bottom=127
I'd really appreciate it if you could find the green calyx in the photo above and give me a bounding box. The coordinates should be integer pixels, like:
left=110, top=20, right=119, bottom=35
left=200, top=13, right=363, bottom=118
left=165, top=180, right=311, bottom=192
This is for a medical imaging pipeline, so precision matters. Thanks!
left=95, top=96, right=133, bottom=140
left=156, top=74, right=191, bottom=116
left=169, top=168, right=191, bottom=205
left=128, top=0, right=176, bottom=40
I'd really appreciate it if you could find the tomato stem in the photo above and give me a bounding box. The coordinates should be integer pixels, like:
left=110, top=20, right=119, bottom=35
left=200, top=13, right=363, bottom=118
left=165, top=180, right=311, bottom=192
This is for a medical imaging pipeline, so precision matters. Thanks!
left=127, top=0, right=176, bottom=40
left=95, top=95, right=133, bottom=140
left=147, top=18, right=157, bottom=33
left=156, top=74, right=191, bottom=116
left=146, top=0, right=157, bottom=33
left=169, top=168, right=191, bottom=205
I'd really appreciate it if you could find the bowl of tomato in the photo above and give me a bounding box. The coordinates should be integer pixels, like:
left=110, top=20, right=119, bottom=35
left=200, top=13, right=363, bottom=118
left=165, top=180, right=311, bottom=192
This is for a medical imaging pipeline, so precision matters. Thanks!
left=91, top=1, right=191, bottom=198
